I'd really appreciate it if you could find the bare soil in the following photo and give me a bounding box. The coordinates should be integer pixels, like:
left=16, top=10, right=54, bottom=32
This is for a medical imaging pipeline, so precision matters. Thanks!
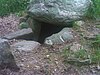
left=0, top=14, right=20, bottom=37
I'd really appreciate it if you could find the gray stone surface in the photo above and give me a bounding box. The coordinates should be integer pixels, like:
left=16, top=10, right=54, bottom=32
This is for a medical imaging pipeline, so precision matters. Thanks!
left=27, top=0, right=91, bottom=26
left=12, top=41, right=40, bottom=52
left=0, top=38, right=19, bottom=71
left=3, top=28, right=34, bottom=40
left=27, top=18, right=41, bottom=41
left=19, top=22, right=29, bottom=29
left=44, top=28, right=74, bottom=45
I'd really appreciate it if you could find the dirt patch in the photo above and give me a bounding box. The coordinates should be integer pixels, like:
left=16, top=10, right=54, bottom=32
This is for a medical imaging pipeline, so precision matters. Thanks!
left=0, top=14, right=20, bottom=37
left=0, top=44, right=80, bottom=75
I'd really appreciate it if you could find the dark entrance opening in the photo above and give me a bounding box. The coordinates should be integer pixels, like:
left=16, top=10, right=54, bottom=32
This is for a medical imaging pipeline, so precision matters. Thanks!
left=38, top=23, right=66, bottom=43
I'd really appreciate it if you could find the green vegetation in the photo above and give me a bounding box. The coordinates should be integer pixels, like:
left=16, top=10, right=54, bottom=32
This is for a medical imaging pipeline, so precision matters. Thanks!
left=62, top=48, right=90, bottom=65
left=91, top=0, right=100, bottom=19
left=0, top=0, right=29, bottom=16
left=96, top=25, right=100, bottom=28
left=90, top=35, right=100, bottom=64
left=62, top=35, right=100, bottom=65
left=83, top=0, right=100, bottom=20
left=91, top=35, right=100, bottom=49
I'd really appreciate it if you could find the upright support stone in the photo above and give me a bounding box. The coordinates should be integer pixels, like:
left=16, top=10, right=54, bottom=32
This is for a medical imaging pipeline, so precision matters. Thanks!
left=27, top=17, right=41, bottom=41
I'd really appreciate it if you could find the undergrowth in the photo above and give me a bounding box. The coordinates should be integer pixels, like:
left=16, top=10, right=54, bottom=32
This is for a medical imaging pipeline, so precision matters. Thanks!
left=62, top=35, right=100, bottom=66
left=91, top=0, right=100, bottom=19
left=0, top=0, right=29, bottom=16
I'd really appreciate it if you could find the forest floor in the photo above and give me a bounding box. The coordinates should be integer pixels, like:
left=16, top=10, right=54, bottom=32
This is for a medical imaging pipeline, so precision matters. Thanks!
left=0, top=14, right=100, bottom=75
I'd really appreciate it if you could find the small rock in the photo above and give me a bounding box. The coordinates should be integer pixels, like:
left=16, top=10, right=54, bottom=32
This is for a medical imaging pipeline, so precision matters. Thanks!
left=74, top=21, right=85, bottom=27
left=34, top=65, right=40, bottom=69
left=97, top=65, right=100, bottom=70
left=12, top=41, right=40, bottom=52
left=55, top=61, right=59, bottom=64
left=0, top=38, right=19, bottom=71
left=46, top=55, right=50, bottom=58
left=70, top=42, right=83, bottom=52
left=19, top=64, right=24, bottom=67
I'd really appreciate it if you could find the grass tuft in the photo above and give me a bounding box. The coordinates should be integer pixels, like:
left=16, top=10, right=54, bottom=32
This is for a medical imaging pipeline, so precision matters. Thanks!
left=0, top=0, right=29, bottom=16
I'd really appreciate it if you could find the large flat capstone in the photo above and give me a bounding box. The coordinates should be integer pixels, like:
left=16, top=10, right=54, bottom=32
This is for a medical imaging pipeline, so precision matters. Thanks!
left=27, top=0, right=91, bottom=26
